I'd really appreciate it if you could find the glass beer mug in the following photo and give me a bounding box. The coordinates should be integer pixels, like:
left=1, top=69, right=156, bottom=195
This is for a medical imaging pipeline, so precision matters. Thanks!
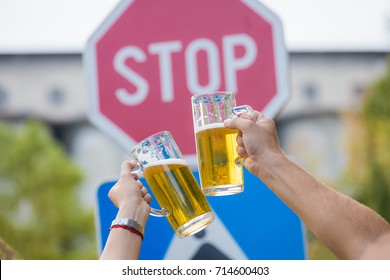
left=131, top=131, right=215, bottom=238
left=191, top=91, right=252, bottom=196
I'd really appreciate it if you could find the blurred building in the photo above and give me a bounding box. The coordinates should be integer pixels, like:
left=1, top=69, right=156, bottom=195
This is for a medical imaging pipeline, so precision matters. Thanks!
left=278, top=52, right=388, bottom=183
left=0, top=51, right=388, bottom=207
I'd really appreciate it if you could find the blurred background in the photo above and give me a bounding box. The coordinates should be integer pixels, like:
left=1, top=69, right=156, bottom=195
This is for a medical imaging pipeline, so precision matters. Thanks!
left=0, top=0, right=389, bottom=259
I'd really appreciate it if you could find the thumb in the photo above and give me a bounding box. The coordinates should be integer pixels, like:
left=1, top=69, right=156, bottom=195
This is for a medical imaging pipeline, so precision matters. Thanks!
left=225, top=110, right=264, bottom=130
left=120, top=161, right=138, bottom=181
left=224, top=115, right=253, bottom=133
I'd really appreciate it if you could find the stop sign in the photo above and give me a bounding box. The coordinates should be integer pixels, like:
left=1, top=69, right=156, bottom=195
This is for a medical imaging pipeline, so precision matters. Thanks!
left=84, top=0, right=289, bottom=157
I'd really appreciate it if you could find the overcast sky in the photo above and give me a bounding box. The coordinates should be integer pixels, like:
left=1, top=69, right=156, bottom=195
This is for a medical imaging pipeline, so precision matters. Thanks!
left=0, top=0, right=389, bottom=54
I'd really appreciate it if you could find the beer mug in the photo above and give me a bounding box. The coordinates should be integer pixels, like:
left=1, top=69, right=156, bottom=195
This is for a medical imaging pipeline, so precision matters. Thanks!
left=131, top=131, right=215, bottom=238
left=191, top=91, right=252, bottom=196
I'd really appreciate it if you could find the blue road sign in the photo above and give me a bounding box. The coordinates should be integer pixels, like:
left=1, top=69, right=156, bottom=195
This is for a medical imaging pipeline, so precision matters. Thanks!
left=95, top=169, right=307, bottom=259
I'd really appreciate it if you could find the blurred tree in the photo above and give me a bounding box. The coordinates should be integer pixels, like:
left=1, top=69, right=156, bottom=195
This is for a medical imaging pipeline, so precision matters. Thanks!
left=0, top=120, right=97, bottom=259
left=344, top=56, right=390, bottom=222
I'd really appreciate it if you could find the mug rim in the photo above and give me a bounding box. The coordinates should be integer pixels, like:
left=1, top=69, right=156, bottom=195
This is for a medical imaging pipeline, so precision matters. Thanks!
left=191, top=91, right=234, bottom=100
left=130, top=130, right=171, bottom=155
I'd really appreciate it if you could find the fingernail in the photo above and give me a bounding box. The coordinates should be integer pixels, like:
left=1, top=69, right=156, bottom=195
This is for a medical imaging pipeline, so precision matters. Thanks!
left=224, top=118, right=232, bottom=126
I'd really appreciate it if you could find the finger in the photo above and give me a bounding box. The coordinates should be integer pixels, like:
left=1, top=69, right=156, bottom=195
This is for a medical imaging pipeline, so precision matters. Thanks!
left=236, top=134, right=244, bottom=147
left=135, top=179, right=143, bottom=189
left=120, top=161, right=133, bottom=177
left=121, top=161, right=141, bottom=185
left=140, top=186, right=148, bottom=197
left=144, top=193, right=152, bottom=204
left=131, top=172, right=139, bottom=180
left=237, top=146, right=248, bottom=158
left=241, top=111, right=254, bottom=121
left=224, top=114, right=254, bottom=132
left=251, top=110, right=263, bottom=120
left=256, top=112, right=266, bottom=123
left=243, top=110, right=264, bottom=122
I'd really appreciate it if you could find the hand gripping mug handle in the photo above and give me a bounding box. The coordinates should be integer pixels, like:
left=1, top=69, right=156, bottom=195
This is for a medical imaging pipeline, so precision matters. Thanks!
left=131, top=161, right=169, bottom=218
left=231, top=105, right=254, bottom=119
left=230, top=105, right=254, bottom=167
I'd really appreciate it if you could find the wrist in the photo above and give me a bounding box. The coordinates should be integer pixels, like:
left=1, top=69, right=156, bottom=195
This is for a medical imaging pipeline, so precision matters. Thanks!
left=116, top=200, right=149, bottom=228
left=256, top=149, right=288, bottom=182
left=110, top=218, right=144, bottom=240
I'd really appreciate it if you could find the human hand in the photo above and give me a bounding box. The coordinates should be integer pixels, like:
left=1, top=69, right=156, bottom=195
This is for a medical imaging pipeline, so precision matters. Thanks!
left=108, top=161, right=151, bottom=228
left=224, top=110, right=283, bottom=177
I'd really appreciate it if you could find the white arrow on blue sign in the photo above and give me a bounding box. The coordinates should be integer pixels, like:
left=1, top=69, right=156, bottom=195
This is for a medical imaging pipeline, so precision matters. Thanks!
left=95, top=169, right=307, bottom=259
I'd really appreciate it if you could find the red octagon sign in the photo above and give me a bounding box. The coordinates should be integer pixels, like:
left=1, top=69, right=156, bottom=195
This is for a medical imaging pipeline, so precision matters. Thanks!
left=84, top=0, right=289, bottom=157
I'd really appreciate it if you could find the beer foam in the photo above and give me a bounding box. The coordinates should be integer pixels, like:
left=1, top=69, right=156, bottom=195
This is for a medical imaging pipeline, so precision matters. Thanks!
left=195, top=122, right=225, bottom=134
left=143, top=158, right=188, bottom=168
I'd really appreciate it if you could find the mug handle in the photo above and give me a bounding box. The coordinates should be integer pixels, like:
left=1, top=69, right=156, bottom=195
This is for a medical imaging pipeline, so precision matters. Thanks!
left=131, top=161, right=169, bottom=218
left=230, top=105, right=254, bottom=167
left=231, top=105, right=254, bottom=118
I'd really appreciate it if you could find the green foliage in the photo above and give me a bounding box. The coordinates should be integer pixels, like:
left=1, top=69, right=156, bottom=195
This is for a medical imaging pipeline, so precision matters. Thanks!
left=344, top=56, right=390, bottom=222
left=0, top=120, right=98, bottom=259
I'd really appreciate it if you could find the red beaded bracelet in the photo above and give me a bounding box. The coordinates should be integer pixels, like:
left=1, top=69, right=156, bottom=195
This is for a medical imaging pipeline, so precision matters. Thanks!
left=109, top=224, right=144, bottom=240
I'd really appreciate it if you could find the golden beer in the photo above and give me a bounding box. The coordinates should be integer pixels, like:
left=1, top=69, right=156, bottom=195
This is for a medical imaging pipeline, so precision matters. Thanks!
left=195, top=123, right=244, bottom=195
left=143, top=158, right=214, bottom=237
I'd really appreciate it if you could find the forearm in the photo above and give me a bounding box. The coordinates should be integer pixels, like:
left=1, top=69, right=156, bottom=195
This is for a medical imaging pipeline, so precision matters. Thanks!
left=100, top=204, right=145, bottom=260
left=257, top=152, right=390, bottom=259
left=100, top=228, right=142, bottom=260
